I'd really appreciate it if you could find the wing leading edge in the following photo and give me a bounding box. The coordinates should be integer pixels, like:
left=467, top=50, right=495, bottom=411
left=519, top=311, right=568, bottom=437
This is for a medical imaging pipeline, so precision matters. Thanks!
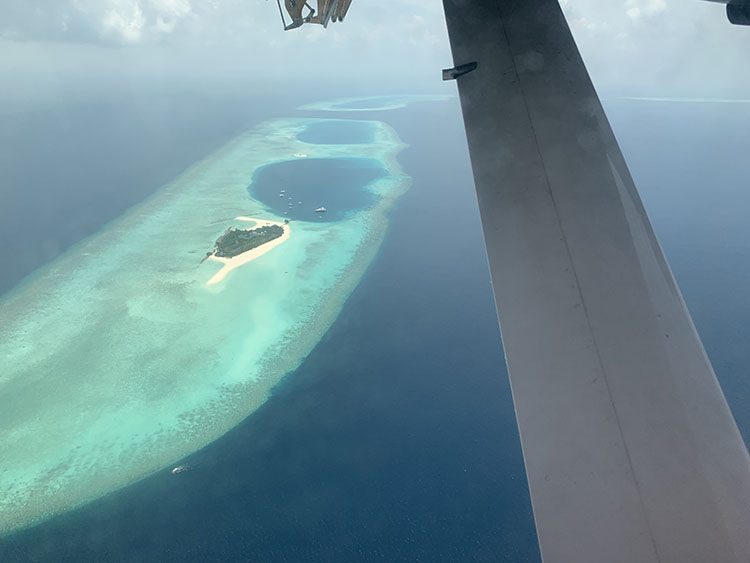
left=441, top=0, right=750, bottom=560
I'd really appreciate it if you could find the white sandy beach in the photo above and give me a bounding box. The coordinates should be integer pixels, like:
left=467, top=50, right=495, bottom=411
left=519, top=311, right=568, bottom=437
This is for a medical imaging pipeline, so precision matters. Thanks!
left=206, top=217, right=290, bottom=286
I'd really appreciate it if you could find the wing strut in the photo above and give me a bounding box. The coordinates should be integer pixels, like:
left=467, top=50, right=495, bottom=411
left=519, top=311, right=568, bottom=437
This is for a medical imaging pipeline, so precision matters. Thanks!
left=441, top=0, right=750, bottom=560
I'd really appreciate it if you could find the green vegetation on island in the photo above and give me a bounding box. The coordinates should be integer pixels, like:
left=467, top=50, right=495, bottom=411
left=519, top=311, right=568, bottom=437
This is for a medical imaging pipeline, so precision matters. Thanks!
left=210, top=224, right=284, bottom=259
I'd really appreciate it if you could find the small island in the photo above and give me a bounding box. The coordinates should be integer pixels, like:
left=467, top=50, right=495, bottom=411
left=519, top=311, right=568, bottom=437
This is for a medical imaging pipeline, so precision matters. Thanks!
left=204, top=217, right=291, bottom=286
left=212, top=224, right=284, bottom=258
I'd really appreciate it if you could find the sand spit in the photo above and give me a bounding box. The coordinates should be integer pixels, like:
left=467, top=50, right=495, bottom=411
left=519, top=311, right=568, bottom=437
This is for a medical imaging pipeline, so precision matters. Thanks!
left=206, top=217, right=290, bottom=286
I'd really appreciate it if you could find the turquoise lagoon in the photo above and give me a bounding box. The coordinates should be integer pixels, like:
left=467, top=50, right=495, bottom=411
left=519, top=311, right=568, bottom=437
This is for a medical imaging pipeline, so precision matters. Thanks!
left=296, top=119, right=376, bottom=144
left=0, top=117, right=409, bottom=534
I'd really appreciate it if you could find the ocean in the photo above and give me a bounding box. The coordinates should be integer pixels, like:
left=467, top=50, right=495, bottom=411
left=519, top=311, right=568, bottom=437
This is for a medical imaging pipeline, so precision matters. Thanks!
left=2, top=93, right=749, bottom=562
left=0, top=96, right=539, bottom=561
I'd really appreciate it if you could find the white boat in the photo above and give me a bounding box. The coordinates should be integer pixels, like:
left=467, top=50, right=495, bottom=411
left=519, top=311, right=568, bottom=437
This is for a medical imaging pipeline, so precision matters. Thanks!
left=315, top=207, right=327, bottom=213
left=292, top=153, right=308, bottom=158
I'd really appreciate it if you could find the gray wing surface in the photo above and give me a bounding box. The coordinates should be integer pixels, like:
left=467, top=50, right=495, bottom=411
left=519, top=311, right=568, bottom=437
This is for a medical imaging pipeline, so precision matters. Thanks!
left=441, top=0, right=750, bottom=561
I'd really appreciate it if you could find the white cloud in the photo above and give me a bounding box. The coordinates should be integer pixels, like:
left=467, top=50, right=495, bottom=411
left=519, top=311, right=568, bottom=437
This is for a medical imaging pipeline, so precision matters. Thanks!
left=0, top=0, right=196, bottom=45
left=153, top=0, right=192, bottom=19
left=626, top=6, right=641, bottom=20
left=97, top=1, right=146, bottom=43
left=152, top=16, right=176, bottom=35
left=95, top=0, right=194, bottom=43
left=0, top=0, right=449, bottom=51
left=3, top=0, right=747, bottom=99
left=624, top=0, right=666, bottom=21
left=562, top=0, right=750, bottom=97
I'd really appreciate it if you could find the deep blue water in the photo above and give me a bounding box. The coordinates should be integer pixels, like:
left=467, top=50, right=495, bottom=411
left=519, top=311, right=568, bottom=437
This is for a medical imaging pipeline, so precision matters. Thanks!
left=0, top=100, right=540, bottom=562
left=0, top=87, right=289, bottom=297
left=296, top=120, right=374, bottom=144
left=605, top=99, right=750, bottom=443
left=4, top=95, right=750, bottom=562
left=249, top=157, right=385, bottom=222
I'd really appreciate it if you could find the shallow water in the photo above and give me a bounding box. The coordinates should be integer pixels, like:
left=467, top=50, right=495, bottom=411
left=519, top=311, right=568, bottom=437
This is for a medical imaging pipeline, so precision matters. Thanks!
left=296, top=119, right=375, bottom=144
left=0, top=98, right=542, bottom=562
left=0, top=116, right=409, bottom=535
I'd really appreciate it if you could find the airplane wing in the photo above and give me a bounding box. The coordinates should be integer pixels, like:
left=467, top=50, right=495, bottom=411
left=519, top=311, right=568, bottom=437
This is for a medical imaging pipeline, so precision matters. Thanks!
left=441, top=0, right=750, bottom=561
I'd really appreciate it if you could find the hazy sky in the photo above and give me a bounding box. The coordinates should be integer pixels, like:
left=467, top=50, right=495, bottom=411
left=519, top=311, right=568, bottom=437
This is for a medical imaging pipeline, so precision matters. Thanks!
left=1, top=1, right=749, bottom=102
left=0, top=1, right=450, bottom=102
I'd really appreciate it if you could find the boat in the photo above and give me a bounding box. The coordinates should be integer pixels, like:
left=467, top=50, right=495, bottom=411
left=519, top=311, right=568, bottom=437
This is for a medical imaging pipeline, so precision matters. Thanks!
left=315, top=207, right=327, bottom=213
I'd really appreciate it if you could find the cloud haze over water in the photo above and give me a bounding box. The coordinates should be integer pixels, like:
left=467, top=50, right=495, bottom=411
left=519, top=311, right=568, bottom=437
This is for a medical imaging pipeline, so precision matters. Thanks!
left=1, top=0, right=749, bottom=98
left=0, top=3, right=457, bottom=114
left=560, top=0, right=750, bottom=96
left=0, top=0, right=444, bottom=47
